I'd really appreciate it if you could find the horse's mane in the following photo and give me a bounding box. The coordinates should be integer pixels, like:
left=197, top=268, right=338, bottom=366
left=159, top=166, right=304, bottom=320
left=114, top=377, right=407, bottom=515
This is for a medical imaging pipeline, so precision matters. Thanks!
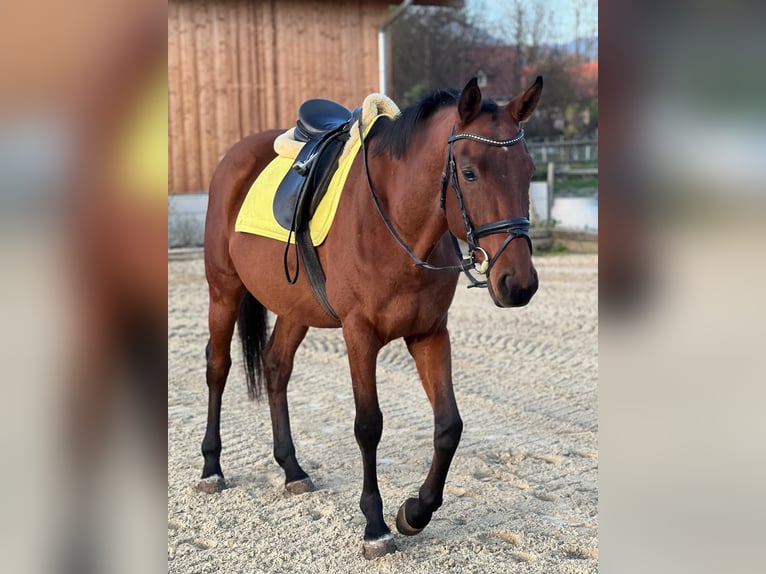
left=369, top=88, right=499, bottom=159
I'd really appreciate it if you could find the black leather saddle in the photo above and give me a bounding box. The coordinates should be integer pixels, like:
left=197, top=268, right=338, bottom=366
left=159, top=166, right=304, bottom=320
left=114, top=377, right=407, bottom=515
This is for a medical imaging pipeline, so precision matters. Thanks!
left=274, top=98, right=362, bottom=323
left=294, top=99, right=354, bottom=142
left=273, top=99, right=361, bottom=230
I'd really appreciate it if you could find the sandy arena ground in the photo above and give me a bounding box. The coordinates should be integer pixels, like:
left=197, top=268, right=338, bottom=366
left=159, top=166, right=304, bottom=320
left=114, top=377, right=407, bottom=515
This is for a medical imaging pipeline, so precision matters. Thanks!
left=168, top=253, right=598, bottom=573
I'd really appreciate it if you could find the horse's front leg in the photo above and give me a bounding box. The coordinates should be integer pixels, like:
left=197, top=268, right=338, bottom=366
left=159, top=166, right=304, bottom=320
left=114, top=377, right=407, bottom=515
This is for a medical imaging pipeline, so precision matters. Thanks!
left=342, top=319, right=396, bottom=559
left=397, top=324, right=463, bottom=535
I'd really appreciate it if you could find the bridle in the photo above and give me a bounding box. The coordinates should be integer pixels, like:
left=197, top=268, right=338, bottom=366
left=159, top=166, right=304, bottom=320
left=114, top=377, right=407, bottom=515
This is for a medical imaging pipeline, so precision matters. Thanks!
left=360, top=121, right=532, bottom=289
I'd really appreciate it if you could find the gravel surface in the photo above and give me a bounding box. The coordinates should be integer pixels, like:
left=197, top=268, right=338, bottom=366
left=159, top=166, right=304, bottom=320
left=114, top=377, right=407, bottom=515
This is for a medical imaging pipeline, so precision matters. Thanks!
left=168, top=253, right=598, bottom=573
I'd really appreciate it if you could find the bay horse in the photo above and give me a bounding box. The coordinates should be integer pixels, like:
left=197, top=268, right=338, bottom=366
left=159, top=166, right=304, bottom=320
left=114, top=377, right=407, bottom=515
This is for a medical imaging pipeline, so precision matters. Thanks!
left=198, top=77, right=543, bottom=558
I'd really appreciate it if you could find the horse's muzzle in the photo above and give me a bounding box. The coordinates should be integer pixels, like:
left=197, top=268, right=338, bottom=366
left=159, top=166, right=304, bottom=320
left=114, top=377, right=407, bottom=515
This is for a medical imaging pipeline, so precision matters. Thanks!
left=489, top=268, right=539, bottom=308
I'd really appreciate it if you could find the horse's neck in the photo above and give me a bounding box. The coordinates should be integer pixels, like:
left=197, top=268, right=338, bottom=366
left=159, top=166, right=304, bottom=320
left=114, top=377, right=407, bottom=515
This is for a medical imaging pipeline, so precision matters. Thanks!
left=378, top=133, right=451, bottom=261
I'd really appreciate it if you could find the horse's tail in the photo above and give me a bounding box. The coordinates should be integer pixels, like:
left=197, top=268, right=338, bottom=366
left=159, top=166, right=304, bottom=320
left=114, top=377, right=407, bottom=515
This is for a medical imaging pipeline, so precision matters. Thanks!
left=237, top=291, right=269, bottom=401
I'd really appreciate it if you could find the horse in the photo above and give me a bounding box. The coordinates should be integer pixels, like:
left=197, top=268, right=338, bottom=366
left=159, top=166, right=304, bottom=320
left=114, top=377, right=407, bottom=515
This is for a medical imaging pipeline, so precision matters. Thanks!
left=198, top=76, right=543, bottom=559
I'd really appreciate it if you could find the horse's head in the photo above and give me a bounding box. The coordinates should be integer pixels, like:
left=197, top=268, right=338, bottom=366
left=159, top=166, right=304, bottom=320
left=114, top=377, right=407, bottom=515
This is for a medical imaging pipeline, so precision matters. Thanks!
left=444, top=76, right=543, bottom=308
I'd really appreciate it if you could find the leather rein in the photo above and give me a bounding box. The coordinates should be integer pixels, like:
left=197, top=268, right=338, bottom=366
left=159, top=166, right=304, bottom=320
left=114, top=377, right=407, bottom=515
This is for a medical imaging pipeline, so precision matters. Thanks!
left=359, top=121, right=532, bottom=289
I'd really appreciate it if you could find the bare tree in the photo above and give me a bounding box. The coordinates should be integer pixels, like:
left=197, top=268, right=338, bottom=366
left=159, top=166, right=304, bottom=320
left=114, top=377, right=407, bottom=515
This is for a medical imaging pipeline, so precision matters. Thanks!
left=389, top=1, right=597, bottom=138
left=511, top=0, right=524, bottom=96
left=390, top=6, right=491, bottom=105
left=485, top=0, right=549, bottom=95
left=526, top=0, right=547, bottom=64
left=573, top=0, right=584, bottom=59
left=572, top=0, right=597, bottom=61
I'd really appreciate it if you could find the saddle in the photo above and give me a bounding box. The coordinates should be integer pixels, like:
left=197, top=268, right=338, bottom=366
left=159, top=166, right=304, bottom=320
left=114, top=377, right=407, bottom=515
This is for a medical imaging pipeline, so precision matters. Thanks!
left=273, top=99, right=361, bottom=230
left=258, top=93, right=399, bottom=324
left=275, top=99, right=362, bottom=324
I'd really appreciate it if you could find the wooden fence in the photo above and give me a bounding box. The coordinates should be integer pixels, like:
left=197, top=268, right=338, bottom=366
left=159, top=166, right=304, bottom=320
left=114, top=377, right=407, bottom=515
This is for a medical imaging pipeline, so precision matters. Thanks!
left=527, top=137, right=598, bottom=165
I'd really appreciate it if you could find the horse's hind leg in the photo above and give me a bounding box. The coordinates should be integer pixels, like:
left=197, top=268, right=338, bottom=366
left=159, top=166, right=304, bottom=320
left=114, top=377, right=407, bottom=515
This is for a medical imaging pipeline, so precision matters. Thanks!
left=263, top=317, right=314, bottom=493
left=196, top=277, right=245, bottom=493
left=396, top=325, right=463, bottom=535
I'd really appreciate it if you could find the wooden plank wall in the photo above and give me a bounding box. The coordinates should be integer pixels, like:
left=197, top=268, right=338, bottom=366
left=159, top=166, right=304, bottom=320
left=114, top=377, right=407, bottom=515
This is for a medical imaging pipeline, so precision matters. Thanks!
left=168, top=0, right=389, bottom=193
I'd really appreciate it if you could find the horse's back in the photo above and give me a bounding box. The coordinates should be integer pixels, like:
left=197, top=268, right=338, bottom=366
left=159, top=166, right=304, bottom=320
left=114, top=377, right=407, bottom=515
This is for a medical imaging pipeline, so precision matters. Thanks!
left=205, top=130, right=283, bottom=275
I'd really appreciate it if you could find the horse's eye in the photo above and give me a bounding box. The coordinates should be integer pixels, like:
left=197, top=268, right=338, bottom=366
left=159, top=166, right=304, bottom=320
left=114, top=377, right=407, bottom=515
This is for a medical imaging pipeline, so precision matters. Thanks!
left=462, top=168, right=477, bottom=182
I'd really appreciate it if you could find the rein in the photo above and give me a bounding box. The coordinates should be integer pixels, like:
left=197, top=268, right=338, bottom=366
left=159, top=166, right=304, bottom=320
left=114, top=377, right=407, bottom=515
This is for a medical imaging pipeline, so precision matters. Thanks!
left=359, top=121, right=531, bottom=289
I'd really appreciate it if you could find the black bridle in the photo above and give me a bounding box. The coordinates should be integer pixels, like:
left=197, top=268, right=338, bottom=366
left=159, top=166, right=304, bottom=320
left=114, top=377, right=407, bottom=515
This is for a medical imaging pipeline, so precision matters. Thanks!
left=360, top=122, right=532, bottom=288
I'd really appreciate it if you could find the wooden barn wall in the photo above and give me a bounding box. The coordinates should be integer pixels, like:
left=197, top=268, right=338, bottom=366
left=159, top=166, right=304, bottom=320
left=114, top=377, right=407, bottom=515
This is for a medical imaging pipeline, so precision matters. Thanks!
left=168, top=0, right=389, bottom=194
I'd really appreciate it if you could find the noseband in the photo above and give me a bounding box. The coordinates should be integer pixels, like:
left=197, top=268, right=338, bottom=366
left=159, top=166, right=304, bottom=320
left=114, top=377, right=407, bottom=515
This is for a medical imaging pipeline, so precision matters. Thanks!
left=360, top=122, right=532, bottom=289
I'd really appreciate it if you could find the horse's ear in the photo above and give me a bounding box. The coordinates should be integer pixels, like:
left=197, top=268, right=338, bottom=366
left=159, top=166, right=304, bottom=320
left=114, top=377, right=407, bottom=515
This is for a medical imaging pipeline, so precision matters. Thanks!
left=507, top=76, right=543, bottom=123
left=458, top=77, right=482, bottom=126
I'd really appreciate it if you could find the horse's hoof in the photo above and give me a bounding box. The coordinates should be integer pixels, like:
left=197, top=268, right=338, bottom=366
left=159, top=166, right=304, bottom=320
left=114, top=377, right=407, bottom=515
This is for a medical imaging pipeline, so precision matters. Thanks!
left=362, top=533, right=396, bottom=559
left=194, top=474, right=225, bottom=494
left=396, top=501, right=424, bottom=536
left=285, top=477, right=316, bottom=495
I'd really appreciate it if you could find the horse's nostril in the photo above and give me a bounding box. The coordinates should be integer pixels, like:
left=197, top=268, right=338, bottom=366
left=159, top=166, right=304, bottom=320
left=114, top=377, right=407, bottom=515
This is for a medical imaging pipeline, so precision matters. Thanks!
left=497, top=272, right=515, bottom=299
left=493, top=269, right=538, bottom=308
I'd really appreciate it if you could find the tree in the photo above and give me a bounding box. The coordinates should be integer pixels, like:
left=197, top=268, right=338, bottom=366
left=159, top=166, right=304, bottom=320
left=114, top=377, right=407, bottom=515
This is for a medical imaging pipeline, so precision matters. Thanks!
left=524, top=51, right=597, bottom=137
left=390, top=7, right=491, bottom=106
left=473, top=0, right=549, bottom=96
left=389, top=2, right=598, bottom=138
left=492, top=0, right=597, bottom=137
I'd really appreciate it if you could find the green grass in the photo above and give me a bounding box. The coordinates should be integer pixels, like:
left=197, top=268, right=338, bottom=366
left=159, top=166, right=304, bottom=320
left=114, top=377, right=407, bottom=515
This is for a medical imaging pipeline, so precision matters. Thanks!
left=535, top=243, right=571, bottom=256
left=556, top=177, right=598, bottom=190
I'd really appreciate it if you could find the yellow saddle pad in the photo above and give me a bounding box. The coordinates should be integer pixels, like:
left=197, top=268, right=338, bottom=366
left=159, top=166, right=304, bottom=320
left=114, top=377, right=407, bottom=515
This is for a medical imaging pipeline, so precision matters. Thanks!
left=235, top=113, right=391, bottom=246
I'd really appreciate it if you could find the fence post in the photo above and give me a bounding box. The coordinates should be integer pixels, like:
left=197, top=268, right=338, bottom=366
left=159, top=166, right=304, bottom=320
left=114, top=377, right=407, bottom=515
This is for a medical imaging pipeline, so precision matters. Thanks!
left=546, top=161, right=555, bottom=221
